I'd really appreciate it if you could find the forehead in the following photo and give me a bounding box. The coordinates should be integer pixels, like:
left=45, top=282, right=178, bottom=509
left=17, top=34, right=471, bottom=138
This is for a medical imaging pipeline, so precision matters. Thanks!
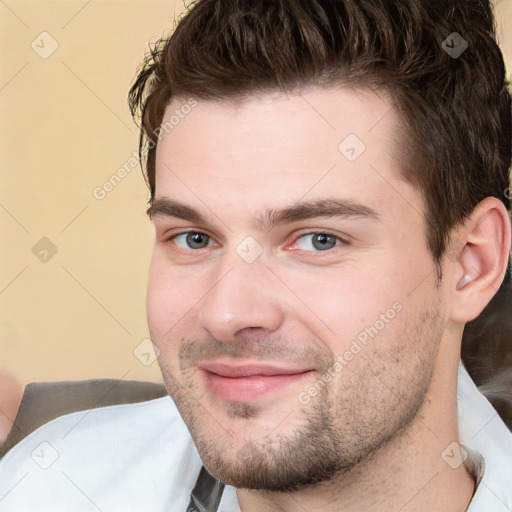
left=153, top=87, right=418, bottom=221
left=158, top=87, right=397, bottom=161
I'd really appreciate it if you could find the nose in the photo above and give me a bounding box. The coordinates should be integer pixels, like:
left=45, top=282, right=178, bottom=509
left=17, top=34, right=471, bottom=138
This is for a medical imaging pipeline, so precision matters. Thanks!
left=197, top=256, right=285, bottom=343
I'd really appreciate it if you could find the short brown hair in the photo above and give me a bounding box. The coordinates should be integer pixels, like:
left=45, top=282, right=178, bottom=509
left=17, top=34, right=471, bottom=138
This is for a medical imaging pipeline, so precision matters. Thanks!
left=129, top=0, right=511, bottom=263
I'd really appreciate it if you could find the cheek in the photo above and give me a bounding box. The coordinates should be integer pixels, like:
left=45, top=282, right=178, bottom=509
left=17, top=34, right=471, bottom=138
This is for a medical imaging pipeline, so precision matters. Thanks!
left=146, top=253, right=214, bottom=341
left=146, top=258, right=168, bottom=335
left=146, top=267, right=188, bottom=373
left=281, top=263, right=403, bottom=342
left=146, top=256, right=189, bottom=339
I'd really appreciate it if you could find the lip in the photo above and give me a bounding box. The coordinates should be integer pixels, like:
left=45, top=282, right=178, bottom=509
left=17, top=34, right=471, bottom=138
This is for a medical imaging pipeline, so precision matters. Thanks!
left=199, top=361, right=313, bottom=402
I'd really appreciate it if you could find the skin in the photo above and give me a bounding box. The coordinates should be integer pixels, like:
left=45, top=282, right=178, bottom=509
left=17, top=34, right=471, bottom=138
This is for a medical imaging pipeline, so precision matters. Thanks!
left=0, top=370, right=24, bottom=443
left=146, top=87, right=510, bottom=512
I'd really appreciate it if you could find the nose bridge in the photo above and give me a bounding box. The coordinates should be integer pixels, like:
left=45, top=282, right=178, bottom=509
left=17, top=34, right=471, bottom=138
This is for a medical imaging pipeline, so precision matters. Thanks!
left=197, top=249, right=283, bottom=341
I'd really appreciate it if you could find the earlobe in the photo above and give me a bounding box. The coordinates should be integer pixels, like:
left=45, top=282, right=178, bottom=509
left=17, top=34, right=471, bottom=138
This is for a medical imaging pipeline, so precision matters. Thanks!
left=449, top=197, right=511, bottom=323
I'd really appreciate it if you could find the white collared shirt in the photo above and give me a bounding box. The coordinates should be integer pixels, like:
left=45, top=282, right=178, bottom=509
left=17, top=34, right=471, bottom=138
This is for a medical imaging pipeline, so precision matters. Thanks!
left=0, top=364, right=510, bottom=512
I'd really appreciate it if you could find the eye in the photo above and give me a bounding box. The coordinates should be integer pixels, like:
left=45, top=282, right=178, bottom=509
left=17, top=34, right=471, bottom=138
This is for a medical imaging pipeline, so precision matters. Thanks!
left=171, top=231, right=216, bottom=250
left=293, top=233, right=343, bottom=252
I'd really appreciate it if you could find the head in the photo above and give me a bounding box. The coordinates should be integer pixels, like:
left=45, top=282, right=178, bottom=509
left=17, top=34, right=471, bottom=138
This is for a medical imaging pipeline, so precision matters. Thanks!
left=130, top=0, right=511, bottom=491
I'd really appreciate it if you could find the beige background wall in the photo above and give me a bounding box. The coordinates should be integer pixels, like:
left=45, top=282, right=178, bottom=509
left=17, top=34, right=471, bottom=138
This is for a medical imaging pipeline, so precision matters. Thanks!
left=1, top=0, right=511, bottom=384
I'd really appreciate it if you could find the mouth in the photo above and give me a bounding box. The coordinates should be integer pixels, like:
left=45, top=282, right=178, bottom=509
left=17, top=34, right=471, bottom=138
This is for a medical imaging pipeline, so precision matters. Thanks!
left=199, top=361, right=313, bottom=402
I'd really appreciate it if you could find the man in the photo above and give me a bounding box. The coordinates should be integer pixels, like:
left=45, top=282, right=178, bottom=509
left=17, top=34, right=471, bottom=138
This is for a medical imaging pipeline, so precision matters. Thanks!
left=0, top=0, right=511, bottom=511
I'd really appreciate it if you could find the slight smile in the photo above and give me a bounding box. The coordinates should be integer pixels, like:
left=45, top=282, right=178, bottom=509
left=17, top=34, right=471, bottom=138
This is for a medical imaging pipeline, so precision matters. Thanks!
left=200, top=361, right=314, bottom=402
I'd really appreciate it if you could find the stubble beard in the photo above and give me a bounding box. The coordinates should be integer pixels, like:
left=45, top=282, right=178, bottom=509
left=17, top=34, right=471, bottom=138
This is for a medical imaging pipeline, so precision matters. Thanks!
left=158, top=308, right=442, bottom=492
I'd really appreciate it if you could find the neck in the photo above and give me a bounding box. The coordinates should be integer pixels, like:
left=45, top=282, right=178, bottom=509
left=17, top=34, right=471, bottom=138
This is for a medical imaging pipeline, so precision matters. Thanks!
left=237, top=349, right=475, bottom=512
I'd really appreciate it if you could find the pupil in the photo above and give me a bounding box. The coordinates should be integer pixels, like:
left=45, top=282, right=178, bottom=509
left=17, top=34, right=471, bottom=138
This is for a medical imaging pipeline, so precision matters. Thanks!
left=187, top=232, right=208, bottom=248
left=313, top=234, right=335, bottom=251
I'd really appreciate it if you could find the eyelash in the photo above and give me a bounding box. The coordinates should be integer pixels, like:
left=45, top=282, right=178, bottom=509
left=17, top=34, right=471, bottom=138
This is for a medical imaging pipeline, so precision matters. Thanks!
left=287, top=231, right=346, bottom=252
left=166, top=230, right=348, bottom=253
left=169, top=231, right=217, bottom=251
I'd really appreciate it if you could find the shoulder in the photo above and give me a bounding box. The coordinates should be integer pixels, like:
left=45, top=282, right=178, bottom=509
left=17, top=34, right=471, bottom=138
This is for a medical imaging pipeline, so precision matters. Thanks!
left=458, top=364, right=512, bottom=511
left=0, top=396, right=202, bottom=512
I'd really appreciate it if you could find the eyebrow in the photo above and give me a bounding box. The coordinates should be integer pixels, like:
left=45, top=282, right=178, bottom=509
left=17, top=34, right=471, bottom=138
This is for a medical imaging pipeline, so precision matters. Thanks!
left=147, top=199, right=204, bottom=223
left=147, top=197, right=380, bottom=229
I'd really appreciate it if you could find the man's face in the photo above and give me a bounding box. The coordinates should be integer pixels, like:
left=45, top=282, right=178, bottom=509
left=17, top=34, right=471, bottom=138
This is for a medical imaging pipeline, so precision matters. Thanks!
left=147, top=87, right=447, bottom=490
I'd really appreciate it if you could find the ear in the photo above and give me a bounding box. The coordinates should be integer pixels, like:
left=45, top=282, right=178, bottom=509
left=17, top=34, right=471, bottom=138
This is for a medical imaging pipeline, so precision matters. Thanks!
left=449, top=197, right=511, bottom=323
